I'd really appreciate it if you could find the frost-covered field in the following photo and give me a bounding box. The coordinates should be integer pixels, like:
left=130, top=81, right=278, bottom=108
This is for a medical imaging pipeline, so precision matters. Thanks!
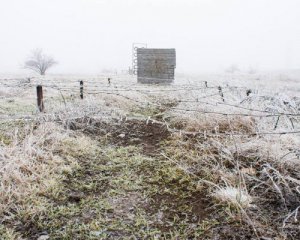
left=0, top=72, right=300, bottom=239
left=1, top=71, right=299, bottom=132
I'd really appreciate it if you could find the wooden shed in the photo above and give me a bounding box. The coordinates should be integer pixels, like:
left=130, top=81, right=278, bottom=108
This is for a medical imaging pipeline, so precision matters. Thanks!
left=137, top=48, right=176, bottom=84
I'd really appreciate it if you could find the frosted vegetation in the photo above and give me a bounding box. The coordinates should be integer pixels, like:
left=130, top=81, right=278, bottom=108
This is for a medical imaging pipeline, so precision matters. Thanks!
left=0, top=71, right=299, bottom=239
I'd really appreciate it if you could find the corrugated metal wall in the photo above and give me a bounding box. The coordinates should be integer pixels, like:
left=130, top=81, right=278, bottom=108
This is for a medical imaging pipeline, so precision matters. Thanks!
left=137, top=48, right=176, bottom=84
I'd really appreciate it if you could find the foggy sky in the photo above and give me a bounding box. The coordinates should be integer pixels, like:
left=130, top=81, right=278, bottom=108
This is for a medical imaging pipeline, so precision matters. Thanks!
left=0, top=0, right=300, bottom=74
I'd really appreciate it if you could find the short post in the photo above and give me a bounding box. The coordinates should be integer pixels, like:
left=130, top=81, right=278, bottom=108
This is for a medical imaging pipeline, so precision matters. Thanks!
left=80, top=80, right=84, bottom=99
left=288, top=117, right=295, bottom=129
left=246, top=89, right=252, bottom=96
left=36, top=85, right=44, bottom=112
left=204, top=81, right=208, bottom=88
left=108, top=78, right=111, bottom=85
left=218, top=86, right=225, bottom=102
left=274, top=116, right=280, bottom=130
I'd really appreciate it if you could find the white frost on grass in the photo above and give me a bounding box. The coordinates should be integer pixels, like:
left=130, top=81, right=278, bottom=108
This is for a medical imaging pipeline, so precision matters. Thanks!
left=213, top=187, right=253, bottom=209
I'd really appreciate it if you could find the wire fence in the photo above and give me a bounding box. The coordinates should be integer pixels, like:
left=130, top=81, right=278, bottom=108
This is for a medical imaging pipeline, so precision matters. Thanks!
left=0, top=77, right=299, bottom=136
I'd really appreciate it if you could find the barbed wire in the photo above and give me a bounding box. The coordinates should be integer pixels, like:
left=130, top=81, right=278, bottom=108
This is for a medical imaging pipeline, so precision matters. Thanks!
left=0, top=79, right=299, bottom=135
left=1, top=83, right=299, bottom=119
left=0, top=112, right=299, bottom=136
left=175, top=101, right=300, bottom=116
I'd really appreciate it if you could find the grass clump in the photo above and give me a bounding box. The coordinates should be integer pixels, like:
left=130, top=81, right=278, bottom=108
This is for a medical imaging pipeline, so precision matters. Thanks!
left=212, top=187, right=253, bottom=209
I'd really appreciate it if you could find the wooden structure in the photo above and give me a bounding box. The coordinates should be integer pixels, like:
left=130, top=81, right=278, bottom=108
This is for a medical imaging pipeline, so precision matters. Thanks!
left=137, top=48, right=176, bottom=84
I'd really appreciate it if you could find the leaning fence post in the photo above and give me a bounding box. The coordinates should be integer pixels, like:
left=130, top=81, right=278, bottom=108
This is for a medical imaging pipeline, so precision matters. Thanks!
left=218, top=86, right=225, bottom=102
left=80, top=80, right=84, bottom=99
left=274, top=116, right=280, bottom=130
left=36, top=85, right=44, bottom=112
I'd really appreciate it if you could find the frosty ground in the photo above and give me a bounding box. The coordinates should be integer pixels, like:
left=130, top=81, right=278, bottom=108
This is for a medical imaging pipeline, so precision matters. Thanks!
left=0, top=72, right=299, bottom=239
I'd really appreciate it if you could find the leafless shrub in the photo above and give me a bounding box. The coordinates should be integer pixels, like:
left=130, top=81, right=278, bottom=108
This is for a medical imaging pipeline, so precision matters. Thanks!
left=226, top=64, right=240, bottom=74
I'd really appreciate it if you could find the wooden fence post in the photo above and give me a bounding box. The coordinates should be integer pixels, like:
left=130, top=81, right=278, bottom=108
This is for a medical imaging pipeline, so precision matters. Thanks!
left=36, top=85, right=44, bottom=112
left=246, top=89, right=252, bottom=96
left=80, top=80, right=84, bottom=99
left=218, top=86, right=225, bottom=102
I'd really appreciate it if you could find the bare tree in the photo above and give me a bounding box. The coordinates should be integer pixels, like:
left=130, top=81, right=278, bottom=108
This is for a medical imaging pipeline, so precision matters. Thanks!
left=225, top=64, right=240, bottom=74
left=24, top=49, right=57, bottom=75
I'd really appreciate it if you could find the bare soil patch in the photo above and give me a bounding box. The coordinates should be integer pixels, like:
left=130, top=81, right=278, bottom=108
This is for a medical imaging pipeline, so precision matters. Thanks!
left=68, top=117, right=170, bottom=156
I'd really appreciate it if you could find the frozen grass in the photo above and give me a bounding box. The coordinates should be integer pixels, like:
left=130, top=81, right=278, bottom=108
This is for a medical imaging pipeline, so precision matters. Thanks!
left=212, top=187, right=253, bottom=209
left=0, top=122, right=76, bottom=215
left=0, top=73, right=299, bottom=239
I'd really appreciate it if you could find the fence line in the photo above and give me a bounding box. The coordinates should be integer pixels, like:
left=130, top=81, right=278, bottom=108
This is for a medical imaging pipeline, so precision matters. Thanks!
left=0, top=112, right=299, bottom=136
left=2, top=82, right=299, bottom=119
left=1, top=79, right=299, bottom=135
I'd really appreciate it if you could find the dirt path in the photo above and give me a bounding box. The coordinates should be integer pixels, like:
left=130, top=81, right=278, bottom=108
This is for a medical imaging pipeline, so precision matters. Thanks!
left=5, top=119, right=211, bottom=239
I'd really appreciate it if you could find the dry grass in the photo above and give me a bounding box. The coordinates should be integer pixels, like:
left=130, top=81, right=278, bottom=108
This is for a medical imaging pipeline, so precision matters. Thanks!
left=0, top=122, right=73, bottom=215
left=170, top=115, right=256, bottom=134
left=212, top=187, right=253, bottom=209
left=0, top=74, right=299, bottom=239
left=161, top=111, right=300, bottom=238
